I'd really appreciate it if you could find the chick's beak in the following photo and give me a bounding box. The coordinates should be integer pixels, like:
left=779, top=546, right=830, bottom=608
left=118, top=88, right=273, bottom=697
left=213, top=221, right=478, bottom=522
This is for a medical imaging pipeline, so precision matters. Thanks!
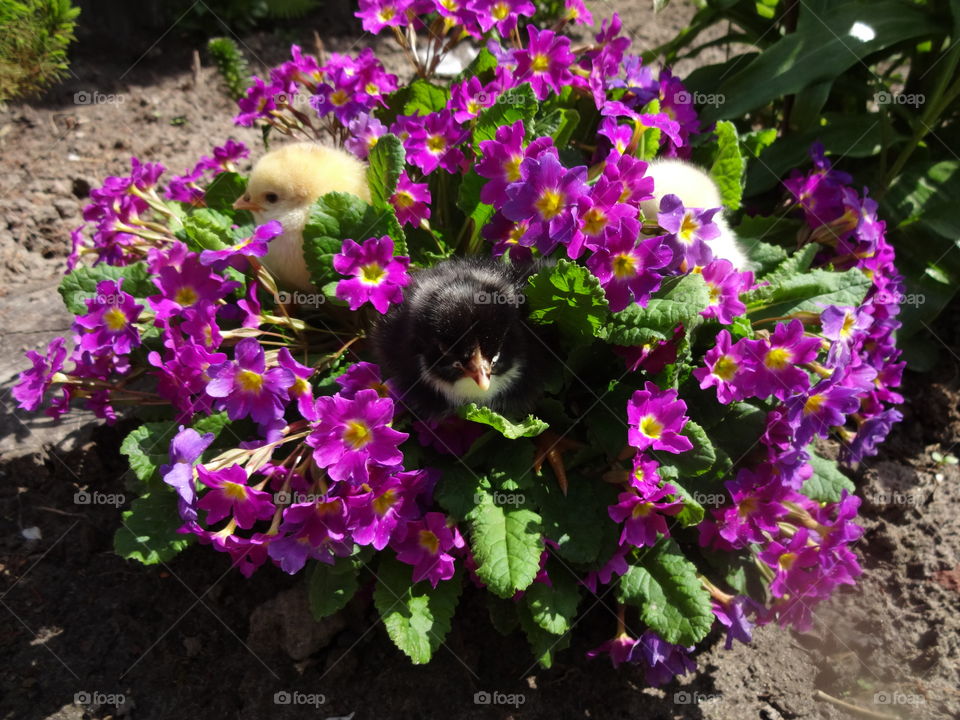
left=464, top=346, right=493, bottom=391
left=232, top=195, right=264, bottom=212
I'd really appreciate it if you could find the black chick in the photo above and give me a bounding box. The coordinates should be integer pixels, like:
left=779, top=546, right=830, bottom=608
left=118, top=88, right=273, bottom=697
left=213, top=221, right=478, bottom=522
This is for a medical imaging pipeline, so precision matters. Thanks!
left=370, top=256, right=542, bottom=420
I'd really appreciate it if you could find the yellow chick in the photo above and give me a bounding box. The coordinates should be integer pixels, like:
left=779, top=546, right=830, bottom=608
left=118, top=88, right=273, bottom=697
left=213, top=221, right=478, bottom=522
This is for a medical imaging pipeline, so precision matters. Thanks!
left=233, top=142, right=371, bottom=291
left=640, top=158, right=749, bottom=270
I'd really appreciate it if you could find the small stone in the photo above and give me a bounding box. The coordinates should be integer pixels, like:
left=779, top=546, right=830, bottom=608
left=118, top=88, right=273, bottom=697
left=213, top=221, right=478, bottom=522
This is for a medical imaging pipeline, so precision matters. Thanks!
left=247, top=586, right=346, bottom=661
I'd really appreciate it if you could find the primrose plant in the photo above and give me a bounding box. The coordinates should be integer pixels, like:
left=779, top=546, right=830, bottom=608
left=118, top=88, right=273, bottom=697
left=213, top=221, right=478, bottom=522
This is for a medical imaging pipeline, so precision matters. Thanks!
left=14, top=0, right=904, bottom=679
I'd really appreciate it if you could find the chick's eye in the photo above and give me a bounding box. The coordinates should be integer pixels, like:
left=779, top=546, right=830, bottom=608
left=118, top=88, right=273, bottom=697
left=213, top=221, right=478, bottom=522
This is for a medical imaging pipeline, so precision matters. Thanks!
left=264, top=192, right=279, bottom=204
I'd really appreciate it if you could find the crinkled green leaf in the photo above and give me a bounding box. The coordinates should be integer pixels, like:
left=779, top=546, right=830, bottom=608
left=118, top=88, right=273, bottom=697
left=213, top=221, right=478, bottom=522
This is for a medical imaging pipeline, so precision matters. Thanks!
left=532, top=470, right=620, bottom=565
left=710, top=121, right=744, bottom=211
left=746, top=266, right=872, bottom=322
left=473, top=83, right=538, bottom=151
left=802, top=448, right=855, bottom=502
left=203, top=171, right=249, bottom=217
left=518, top=600, right=570, bottom=668
left=600, top=273, right=709, bottom=344
left=458, top=403, right=548, bottom=439
left=367, top=133, right=405, bottom=208
left=179, top=208, right=232, bottom=252
left=667, top=420, right=716, bottom=476
left=373, top=555, right=462, bottom=664
left=525, top=258, right=610, bottom=340
left=307, top=557, right=359, bottom=620
left=59, top=262, right=154, bottom=315
left=120, top=421, right=178, bottom=489
left=616, top=538, right=714, bottom=646
left=664, top=477, right=706, bottom=528
left=114, top=490, right=193, bottom=565
left=523, top=563, right=580, bottom=635
left=403, top=78, right=450, bottom=116
left=453, top=47, right=498, bottom=84
left=467, top=489, right=544, bottom=598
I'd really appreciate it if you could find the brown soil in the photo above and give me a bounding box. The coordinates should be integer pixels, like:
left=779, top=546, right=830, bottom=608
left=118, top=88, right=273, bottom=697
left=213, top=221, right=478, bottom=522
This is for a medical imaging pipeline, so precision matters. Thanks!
left=1, top=2, right=958, bottom=719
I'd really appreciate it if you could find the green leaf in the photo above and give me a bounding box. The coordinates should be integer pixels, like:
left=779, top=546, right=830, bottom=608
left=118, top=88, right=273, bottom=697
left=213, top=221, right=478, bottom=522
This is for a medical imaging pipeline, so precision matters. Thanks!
left=59, top=262, right=154, bottom=315
left=708, top=402, right=767, bottom=463
left=373, top=555, right=462, bottom=664
left=453, top=46, right=498, bottom=84
left=302, top=191, right=406, bottom=287
left=120, top=421, right=178, bottom=488
left=600, top=273, right=709, bottom=344
left=616, top=538, right=714, bottom=646
left=473, top=83, right=538, bottom=151
left=467, top=489, right=544, bottom=598
left=518, top=600, right=570, bottom=668
left=665, top=477, right=706, bottom=528
left=455, top=169, right=495, bottom=250
left=710, top=121, right=744, bottom=211
left=114, top=490, right=193, bottom=565
left=525, top=258, right=610, bottom=341
left=404, top=79, right=450, bottom=116
left=433, top=462, right=490, bottom=522
left=203, top=171, right=249, bottom=216
left=802, top=448, right=855, bottom=502
left=486, top=595, right=519, bottom=636
left=523, top=563, right=580, bottom=635
left=179, top=208, right=232, bottom=252
left=695, top=2, right=939, bottom=123
left=458, top=403, right=548, bottom=439
left=367, top=133, right=405, bottom=208
left=307, top=558, right=359, bottom=620
left=666, top=420, right=716, bottom=476
left=746, top=266, right=872, bottom=322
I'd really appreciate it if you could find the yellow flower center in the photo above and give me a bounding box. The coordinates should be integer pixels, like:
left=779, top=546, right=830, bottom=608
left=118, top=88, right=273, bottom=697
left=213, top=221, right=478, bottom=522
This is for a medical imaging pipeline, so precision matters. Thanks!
left=174, top=286, right=198, bottom=307
left=739, top=496, right=758, bottom=517
left=419, top=529, right=440, bottom=554
left=378, top=5, right=396, bottom=22
left=764, top=347, right=792, bottom=370
left=316, top=499, right=341, bottom=516
left=467, top=100, right=482, bottom=115
left=222, top=481, right=248, bottom=501
left=372, top=489, right=399, bottom=516
left=393, top=190, right=415, bottom=209
left=803, top=394, right=826, bottom=416
left=531, top=53, right=550, bottom=73
left=291, top=376, right=310, bottom=397
left=330, top=89, right=350, bottom=107
left=779, top=552, right=798, bottom=570
left=104, top=307, right=128, bottom=331
left=427, top=134, right=447, bottom=154
left=582, top=207, right=608, bottom=236
left=236, top=370, right=264, bottom=393
left=639, top=415, right=664, bottom=439
left=534, top=189, right=564, bottom=220
left=840, top=312, right=856, bottom=338
left=507, top=221, right=528, bottom=244
left=493, top=2, right=510, bottom=20
left=343, top=419, right=372, bottom=449
left=713, top=354, right=739, bottom=381
left=612, top=253, right=637, bottom=279
left=679, top=212, right=700, bottom=244
left=708, top=284, right=722, bottom=304
left=504, top=154, right=523, bottom=182
left=631, top=502, right=654, bottom=518
left=360, top=263, right=386, bottom=284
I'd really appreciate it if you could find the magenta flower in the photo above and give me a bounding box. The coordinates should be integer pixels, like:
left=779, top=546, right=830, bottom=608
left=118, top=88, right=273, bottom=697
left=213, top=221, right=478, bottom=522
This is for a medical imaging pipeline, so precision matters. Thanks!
left=758, top=528, right=821, bottom=598
left=627, top=381, right=693, bottom=454
left=161, top=425, right=215, bottom=524
left=150, top=252, right=239, bottom=321
left=586, top=633, right=640, bottom=668
left=334, top=235, right=411, bottom=313
left=335, top=361, right=391, bottom=399
left=73, top=278, right=143, bottom=356
left=277, top=348, right=317, bottom=422
left=502, top=151, right=588, bottom=254
left=393, top=512, right=464, bottom=587
left=636, top=630, right=696, bottom=686
left=700, top=259, right=752, bottom=325
left=657, top=194, right=721, bottom=269
left=206, top=338, right=295, bottom=426
left=449, top=76, right=497, bottom=123
left=608, top=483, right=682, bottom=548
left=785, top=375, right=862, bottom=446
left=820, top=305, right=873, bottom=365
left=472, top=0, right=535, bottom=34
left=356, top=0, right=412, bottom=35
left=345, top=113, right=388, bottom=160
left=713, top=596, right=756, bottom=650
left=13, top=337, right=67, bottom=412
left=307, top=388, right=407, bottom=484
left=567, top=173, right=640, bottom=260
left=390, top=173, right=431, bottom=227
left=196, top=463, right=275, bottom=529
left=513, top=27, right=575, bottom=100
left=693, top=330, right=752, bottom=404
left=404, top=109, right=466, bottom=175
left=199, top=220, right=282, bottom=267
left=739, top=319, right=821, bottom=400
left=586, top=235, right=672, bottom=312
left=348, top=469, right=431, bottom=550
